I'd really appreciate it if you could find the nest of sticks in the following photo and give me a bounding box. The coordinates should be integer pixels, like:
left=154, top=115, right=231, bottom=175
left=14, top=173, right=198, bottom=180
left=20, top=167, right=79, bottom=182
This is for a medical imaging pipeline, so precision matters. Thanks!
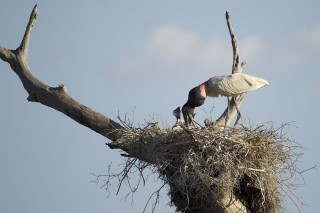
left=111, top=122, right=300, bottom=213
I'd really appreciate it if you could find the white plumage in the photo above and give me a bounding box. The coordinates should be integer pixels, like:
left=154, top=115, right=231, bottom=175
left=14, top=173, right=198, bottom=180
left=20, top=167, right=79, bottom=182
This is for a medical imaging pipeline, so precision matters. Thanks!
left=206, top=73, right=269, bottom=97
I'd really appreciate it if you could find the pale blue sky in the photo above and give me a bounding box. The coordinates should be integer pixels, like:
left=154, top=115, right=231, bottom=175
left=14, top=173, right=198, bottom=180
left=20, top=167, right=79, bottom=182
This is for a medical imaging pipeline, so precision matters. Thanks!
left=1, top=1, right=319, bottom=212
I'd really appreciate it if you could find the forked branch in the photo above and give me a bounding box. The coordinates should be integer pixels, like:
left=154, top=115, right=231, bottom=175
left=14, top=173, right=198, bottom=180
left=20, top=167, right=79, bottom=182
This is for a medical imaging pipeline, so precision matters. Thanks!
left=0, top=5, right=123, bottom=141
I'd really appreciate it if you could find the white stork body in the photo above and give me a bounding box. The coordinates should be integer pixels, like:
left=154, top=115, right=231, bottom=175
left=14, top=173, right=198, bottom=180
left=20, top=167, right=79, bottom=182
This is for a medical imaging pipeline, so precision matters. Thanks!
left=182, top=73, right=269, bottom=127
left=205, top=73, right=269, bottom=98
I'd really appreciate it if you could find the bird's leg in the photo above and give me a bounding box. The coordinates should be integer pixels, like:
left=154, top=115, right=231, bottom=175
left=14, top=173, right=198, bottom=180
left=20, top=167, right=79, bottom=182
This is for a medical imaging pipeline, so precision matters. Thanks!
left=191, top=117, right=201, bottom=128
left=233, top=96, right=241, bottom=127
left=187, top=110, right=201, bottom=128
left=225, top=97, right=231, bottom=129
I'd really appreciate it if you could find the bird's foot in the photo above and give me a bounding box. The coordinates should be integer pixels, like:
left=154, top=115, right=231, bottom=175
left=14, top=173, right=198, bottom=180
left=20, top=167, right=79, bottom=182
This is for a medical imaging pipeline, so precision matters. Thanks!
left=204, top=118, right=215, bottom=127
left=191, top=120, right=202, bottom=129
left=172, top=120, right=183, bottom=128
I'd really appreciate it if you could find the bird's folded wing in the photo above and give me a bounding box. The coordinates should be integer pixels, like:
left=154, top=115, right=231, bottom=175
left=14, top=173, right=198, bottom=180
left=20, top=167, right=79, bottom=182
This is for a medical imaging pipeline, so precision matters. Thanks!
left=216, top=73, right=269, bottom=96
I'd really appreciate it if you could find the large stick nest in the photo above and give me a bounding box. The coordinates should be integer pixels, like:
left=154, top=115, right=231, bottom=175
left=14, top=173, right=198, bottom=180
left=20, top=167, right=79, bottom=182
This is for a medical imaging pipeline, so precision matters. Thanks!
left=111, top=122, right=300, bottom=213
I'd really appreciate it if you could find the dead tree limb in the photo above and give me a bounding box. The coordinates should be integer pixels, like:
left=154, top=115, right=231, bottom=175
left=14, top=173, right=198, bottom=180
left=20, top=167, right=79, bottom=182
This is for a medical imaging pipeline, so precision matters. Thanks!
left=0, top=5, right=123, bottom=141
left=0, top=3, right=163, bottom=184
left=216, top=11, right=245, bottom=127
left=0, top=4, right=157, bottom=174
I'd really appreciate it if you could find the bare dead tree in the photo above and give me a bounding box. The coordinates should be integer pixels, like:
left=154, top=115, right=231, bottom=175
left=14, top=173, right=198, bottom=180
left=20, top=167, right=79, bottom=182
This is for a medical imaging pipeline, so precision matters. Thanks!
left=1, top=5, right=301, bottom=213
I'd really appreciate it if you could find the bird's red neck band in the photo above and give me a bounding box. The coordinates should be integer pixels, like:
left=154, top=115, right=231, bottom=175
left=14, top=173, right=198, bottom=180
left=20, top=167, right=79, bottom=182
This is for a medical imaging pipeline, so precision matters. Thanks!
left=199, top=83, right=207, bottom=97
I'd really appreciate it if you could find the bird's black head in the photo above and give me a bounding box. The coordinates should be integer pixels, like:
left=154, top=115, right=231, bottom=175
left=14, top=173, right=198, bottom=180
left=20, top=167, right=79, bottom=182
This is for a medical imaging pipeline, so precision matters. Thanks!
left=187, top=86, right=206, bottom=108
left=182, top=103, right=195, bottom=126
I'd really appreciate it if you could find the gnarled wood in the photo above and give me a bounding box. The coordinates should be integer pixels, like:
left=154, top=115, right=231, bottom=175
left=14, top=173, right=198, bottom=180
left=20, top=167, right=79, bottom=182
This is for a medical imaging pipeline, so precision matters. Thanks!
left=0, top=5, right=123, bottom=141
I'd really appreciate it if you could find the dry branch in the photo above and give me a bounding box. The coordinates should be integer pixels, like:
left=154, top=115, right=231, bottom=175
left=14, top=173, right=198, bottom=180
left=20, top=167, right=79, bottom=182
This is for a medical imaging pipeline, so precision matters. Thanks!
left=215, top=11, right=245, bottom=127
left=0, top=5, right=123, bottom=141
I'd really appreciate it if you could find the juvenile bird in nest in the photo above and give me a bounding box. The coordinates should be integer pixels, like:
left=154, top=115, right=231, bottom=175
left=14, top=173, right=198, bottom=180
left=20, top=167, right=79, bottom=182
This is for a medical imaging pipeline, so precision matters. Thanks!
left=172, top=107, right=184, bottom=131
left=173, top=107, right=181, bottom=123
left=182, top=70, right=269, bottom=128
